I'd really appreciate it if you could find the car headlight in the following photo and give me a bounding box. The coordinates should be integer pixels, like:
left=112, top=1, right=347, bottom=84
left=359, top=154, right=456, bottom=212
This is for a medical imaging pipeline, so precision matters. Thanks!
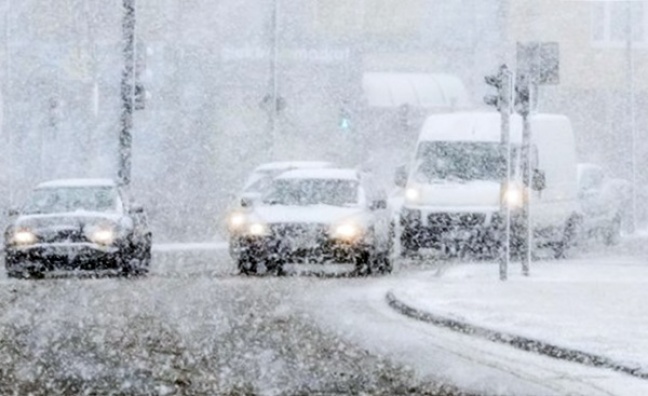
left=502, top=185, right=525, bottom=208
left=247, top=222, right=269, bottom=236
left=405, top=187, right=420, bottom=203
left=11, top=230, right=37, bottom=246
left=332, top=222, right=363, bottom=241
left=90, top=228, right=116, bottom=246
left=227, top=212, right=247, bottom=231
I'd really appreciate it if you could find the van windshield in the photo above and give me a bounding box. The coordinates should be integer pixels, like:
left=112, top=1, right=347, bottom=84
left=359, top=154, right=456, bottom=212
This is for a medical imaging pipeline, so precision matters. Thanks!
left=414, top=141, right=516, bottom=182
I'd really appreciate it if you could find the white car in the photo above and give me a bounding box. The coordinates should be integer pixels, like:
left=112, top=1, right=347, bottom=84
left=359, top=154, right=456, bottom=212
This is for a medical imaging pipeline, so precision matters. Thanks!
left=231, top=168, right=393, bottom=276
left=226, top=161, right=333, bottom=259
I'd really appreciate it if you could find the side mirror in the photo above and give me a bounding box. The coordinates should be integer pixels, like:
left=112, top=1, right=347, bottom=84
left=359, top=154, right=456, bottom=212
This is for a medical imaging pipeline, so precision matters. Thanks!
left=240, top=197, right=254, bottom=208
left=394, top=165, right=408, bottom=188
left=532, top=169, right=546, bottom=191
left=7, top=207, right=19, bottom=217
left=369, top=199, right=387, bottom=211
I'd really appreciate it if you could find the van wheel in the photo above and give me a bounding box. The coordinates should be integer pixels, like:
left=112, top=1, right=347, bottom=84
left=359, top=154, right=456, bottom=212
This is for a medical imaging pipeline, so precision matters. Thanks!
left=553, top=215, right=582, bottom=259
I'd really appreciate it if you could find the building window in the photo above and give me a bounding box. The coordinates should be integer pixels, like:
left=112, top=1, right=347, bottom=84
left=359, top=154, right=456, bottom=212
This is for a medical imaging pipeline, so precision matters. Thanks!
left=592, top=1, right=646, bottom=47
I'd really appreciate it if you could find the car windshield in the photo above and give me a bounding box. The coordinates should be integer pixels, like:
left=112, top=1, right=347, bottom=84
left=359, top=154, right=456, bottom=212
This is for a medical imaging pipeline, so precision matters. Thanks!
left=243, top=174, right=274, bottom=195
left=263, top=178, right=358, bottom=206
left=22, top=187, right=118, bottom=215
left=414, top=141, right=516, bottom=182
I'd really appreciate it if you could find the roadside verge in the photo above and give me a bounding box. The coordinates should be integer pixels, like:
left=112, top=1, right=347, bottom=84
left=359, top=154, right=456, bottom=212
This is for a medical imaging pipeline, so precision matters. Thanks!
left=386, top=290, right=648, bottom=380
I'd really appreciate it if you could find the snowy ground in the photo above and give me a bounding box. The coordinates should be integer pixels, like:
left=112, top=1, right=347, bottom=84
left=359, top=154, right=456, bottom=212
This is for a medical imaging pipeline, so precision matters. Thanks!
left=0, top=239, right=646, bottom=395
left=391, top=257, right=648, bottom=373
left=0, top=247, right=462, bottom=395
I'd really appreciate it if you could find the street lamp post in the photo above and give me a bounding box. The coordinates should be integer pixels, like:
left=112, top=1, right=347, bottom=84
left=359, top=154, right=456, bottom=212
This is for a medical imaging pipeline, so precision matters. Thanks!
left=3, top=0, right=13, bottom=205
left=119, top=0, right=136, bottom=187
left=626, top=1, right=638, bottom=232
left=267, top=0, right=280, bottom=160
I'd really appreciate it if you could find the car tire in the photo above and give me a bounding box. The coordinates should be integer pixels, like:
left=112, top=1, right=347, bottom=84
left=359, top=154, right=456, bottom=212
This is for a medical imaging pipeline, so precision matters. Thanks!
left=237, top=257, right=258, bottom=275
left=373, top=251, right=393, bottom=275
left=120, top=251, right=146, bottom=277
left=399, top=232, right=419, bottom=259
left=353, top=250, right=372, bottom=277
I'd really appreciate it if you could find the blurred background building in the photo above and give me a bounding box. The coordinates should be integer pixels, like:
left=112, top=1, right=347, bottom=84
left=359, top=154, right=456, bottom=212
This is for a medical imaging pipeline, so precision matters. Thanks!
left=1, top=0, right=645, bottom=241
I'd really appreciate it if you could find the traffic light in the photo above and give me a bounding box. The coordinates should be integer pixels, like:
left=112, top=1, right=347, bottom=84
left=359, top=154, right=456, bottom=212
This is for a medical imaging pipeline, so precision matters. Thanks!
left=484, top=65, right=510, bottom=111
left=339, top=106, right=351, bottom=131
left=134, top=42, right=147, bottom=110
left=514, top=74, right=530, bottom=115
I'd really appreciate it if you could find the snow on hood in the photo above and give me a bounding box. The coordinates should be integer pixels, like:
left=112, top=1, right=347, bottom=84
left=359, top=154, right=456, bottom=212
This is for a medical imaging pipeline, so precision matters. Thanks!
left=14, top=211, right=124, bottom=230
left=250, top=204, right=364, bottom=225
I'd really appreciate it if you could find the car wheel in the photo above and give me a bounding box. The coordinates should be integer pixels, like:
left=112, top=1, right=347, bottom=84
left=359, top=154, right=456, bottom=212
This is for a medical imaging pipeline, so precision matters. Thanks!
left=237, top=257, right=258, bottom=275
left=353, top=250, right=372, bottom=277
left=120, top=251, right=145, bottom=277
left=399, top=231, right=419, bottom=259
left=373, top=251, right=393, bottom=275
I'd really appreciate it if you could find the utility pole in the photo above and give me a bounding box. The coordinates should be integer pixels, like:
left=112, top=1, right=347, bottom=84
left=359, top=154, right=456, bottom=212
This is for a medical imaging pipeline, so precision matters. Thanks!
left=268, top=0, right=280, bottom=160
left=3, top=0, right=13, bottom=205
left=485, top=65, right=513, bottom=281
left=626, top=1, right=638, bottom=232
left=119, top=0, right=136, bottom=187
left=516, top=73, right=532, bottom=277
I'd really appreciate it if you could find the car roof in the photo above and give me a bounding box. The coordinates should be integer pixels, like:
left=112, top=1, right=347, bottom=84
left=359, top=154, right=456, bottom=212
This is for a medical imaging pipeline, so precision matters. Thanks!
left=253, top=161, right=333, bottom=172
left=36, top=178, right=117, bottom=189
left=276, top=168, right=360, bottom=181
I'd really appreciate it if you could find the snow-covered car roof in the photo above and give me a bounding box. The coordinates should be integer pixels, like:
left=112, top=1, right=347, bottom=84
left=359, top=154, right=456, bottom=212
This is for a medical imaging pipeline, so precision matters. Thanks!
left=36, top=178, right=117, bottom=189
left=253, top=161, right=333, bottom=172
left=276, top=168, right=359, bottom=181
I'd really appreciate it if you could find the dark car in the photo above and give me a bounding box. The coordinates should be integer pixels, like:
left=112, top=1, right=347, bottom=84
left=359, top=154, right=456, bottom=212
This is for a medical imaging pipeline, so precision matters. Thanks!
left=3, top=179, right=152, bottom=278
left=233, top=168, right=393, bottom=276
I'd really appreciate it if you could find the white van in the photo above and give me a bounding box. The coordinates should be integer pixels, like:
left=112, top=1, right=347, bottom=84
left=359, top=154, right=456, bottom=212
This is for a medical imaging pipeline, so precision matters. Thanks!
left=397, top=111, right=580, bottom=258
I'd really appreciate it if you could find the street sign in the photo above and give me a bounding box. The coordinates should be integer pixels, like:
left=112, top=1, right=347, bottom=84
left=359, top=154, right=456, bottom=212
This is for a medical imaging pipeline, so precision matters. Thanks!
left=516, top=42, right=559, bottom=85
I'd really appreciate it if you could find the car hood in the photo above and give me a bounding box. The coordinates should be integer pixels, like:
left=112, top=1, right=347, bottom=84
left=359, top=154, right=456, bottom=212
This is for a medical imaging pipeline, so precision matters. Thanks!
left=251, top=205, right=364, bottom=225
left=11, top=212, right=123, bottom=232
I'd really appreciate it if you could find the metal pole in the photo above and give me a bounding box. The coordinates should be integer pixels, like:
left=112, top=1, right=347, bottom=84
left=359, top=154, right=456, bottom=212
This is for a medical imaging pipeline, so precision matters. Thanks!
left=522, top=109, right=531, bottom=276
left=626, top=2, right=638, bottom=232
left=3, top=0, right=13, bottom=205
left=268, top=0, right=279, bottom=160
left=499, top=65, right=512, bottom=281
left=119, top=0, right=136, bottom=187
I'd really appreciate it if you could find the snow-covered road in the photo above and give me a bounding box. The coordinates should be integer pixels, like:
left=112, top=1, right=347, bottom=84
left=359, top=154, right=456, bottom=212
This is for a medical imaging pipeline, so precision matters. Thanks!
left=0, top=241, right=646, bottom=395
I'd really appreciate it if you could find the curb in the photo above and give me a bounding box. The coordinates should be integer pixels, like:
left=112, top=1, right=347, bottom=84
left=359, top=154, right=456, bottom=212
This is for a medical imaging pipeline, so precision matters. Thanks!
left=385, top=291, right=648, bottom=380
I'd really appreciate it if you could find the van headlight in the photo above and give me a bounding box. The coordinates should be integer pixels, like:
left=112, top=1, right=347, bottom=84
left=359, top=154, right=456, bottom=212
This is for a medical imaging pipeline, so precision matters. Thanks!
left=247, top=222, right=269, bottom=236
left=11, top=229, right=37, bottom=246
left=227, top=212, right=247, bottom=231
left=502, top=185, right=525, bottom=208
left=405, top=187, right=420, bottom=203
left=332, top=222, right=363, bottom=241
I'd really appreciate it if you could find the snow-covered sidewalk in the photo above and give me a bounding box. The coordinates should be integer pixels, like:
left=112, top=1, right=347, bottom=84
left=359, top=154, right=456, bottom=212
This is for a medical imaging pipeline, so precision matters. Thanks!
left=389, top=256, right=648, bottom=376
